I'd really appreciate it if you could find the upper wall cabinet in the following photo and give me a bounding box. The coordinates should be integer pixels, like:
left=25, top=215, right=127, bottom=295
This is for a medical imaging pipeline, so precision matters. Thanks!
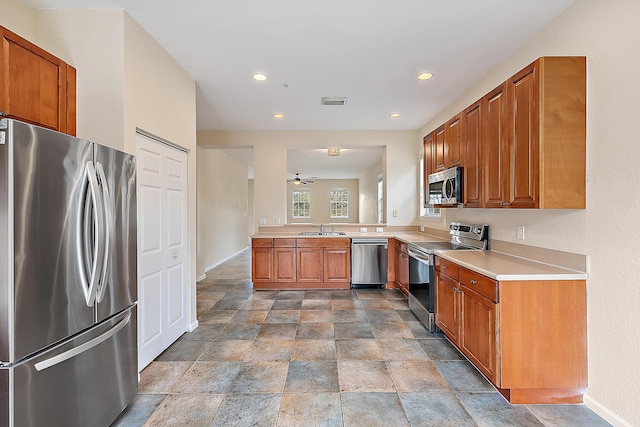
left=424, top=56, right=586, bottom=210
left=507, top=57, right=586, bottom=209
left=0, top=26, right=76, bottom=136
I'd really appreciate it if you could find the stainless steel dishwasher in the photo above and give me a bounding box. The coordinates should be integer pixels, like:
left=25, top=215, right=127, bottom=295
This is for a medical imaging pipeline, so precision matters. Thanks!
left=350, top=239, right=388, bottom=288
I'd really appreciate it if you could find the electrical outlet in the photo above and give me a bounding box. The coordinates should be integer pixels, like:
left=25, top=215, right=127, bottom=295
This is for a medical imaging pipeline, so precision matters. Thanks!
left=376, top=227, right=383, bottom=233
left=393, top=210, right=398, bottom=217
left=420, top=226, right=425, bottom=232
left=360, top=227, right=368, bottom=233
left=517, top=225, right=525, bottom=240
left=275, top=218, right=281, bottom=225
left=259, top=217, right=267, bottom=225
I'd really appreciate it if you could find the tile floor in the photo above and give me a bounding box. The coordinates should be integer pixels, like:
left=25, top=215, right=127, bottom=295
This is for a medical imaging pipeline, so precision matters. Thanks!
left=113, top=249, right=610, bottom=427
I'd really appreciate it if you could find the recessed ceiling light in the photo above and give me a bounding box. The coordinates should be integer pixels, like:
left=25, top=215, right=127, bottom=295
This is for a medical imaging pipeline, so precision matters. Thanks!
left=417, top=72, right=433, bottom=81
left=389, top=113, right=401, bottom=118
left=253, top=73, right=267, bottom=81
left=273, top=113, right=284, bottom=119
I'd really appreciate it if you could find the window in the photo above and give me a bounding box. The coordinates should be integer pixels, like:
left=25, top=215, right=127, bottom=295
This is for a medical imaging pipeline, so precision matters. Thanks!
left=420, top=155, right=441, bottom=218
left=292, top=189, right=311, bottom=218
left=330, top=188, right=349, bottom=218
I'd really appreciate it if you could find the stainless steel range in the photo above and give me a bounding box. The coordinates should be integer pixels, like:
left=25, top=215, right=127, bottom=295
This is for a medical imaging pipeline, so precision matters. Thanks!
left=407, top=222, right=489, bottom=332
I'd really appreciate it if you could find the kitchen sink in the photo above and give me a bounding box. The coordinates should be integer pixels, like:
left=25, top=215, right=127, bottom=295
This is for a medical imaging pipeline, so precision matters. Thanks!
left=298, top=231, right=347, bottom=236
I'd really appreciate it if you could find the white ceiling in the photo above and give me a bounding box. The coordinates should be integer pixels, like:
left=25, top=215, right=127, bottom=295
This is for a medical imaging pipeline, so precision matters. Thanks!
left=24, top=0, right=575, bottom=132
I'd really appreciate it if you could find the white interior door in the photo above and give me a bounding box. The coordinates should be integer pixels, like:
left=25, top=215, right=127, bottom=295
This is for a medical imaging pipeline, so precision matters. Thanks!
left=136, top=133, right=189, bottom=371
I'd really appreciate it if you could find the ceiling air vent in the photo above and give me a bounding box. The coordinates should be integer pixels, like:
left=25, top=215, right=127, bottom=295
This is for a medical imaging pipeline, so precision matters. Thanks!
left=321, top=97, right=347, bottom=106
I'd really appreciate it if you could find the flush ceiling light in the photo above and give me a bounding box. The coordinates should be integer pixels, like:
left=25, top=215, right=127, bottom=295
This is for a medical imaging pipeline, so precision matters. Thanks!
left=273, top=113, right=284, bottom=119
left=389, top=113, right=401, bottom=118
left=417, top=72, right=433, bottom=81
left=327, top=147, right=340, bottom=157
left=253, top=73, right=267, bottom=81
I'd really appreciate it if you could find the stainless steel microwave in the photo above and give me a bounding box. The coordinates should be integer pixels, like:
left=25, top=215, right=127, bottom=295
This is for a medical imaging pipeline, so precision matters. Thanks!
left=428, top=166, right=463, bottom=206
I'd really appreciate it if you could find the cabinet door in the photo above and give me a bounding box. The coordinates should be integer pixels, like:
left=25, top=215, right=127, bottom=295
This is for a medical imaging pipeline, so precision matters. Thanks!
left=297, top=248, right=323, bottom=282
left=252, top=248, right=273, bottom=282
left=0, top=26, right=72, bottom=134
left=396, top=250, right=409, bottom=295
left=323, top=248, right=350, bottom=282
left=444, top=114, right=462, bottom=168
left=463, top=101, right=483, bottom=207
left=507, top=61, right=539, bottom=208
left=434, top=125, right=446, bottom=171
left=435, top=272, right=459, bottom=344
left=483, top=83, right=509, bottom=208
left=460, top=287, right=498, bottom=383
left=273, top=248, right=297, bottom=282
left=423, top=133, right=435, bottom=207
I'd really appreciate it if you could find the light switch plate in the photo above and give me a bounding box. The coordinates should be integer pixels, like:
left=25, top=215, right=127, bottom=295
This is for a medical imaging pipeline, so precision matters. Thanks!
left=360, top=227, right=368, bottom=233
left=517, top=225, right=525, bottom=240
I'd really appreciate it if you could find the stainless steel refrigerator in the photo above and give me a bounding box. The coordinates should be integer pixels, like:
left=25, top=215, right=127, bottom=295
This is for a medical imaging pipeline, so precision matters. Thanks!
left=0, top=119, right=137, bottom=426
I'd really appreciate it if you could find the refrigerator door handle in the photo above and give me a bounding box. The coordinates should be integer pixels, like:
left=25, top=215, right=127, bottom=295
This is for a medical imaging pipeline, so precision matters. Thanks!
left=79, top=161, right=106, bottom=307
left=95, top=162, right=111, bottom=303
left=34, top=312, right=131, bottom=371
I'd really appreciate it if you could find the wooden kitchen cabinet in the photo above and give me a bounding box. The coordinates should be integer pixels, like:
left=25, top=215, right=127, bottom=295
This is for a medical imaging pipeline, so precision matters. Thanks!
left=495, top=56, right=586, bottom=208
left=423, top=133, right=435, bottom=208
left=0, top=26, right=77, bottom=135
left=394, top=240, right=409, bottom=296
left=435, top=256, right=587, bottom=404
left=444, top=113, right=462, bottom=168
left=273, top=239, right=297, bottom=282
left=462, top=101, right=483, bottom=207
left=251, top=239, right=274, bottom=282
left=424, top=56, right=586, bottom=210
left=482, top=83, right=509, bottom=208
left=253, top=237, right=350, bottom=289
left=434, top=125, right=446, bottom=171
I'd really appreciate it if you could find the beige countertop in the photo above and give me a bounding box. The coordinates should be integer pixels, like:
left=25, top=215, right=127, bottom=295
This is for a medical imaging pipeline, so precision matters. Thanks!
left=250, top=231, right=587, bottom=281
left=435, top=249, right=588, bottom=281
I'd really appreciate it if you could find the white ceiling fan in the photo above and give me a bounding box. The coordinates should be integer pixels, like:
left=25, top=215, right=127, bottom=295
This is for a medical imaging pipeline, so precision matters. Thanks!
left=287, top=173, right=315, bottom=185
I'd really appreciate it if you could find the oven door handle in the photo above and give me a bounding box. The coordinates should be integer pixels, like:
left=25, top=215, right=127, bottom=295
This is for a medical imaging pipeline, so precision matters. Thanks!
left=407, top=248, right=431, bottom=264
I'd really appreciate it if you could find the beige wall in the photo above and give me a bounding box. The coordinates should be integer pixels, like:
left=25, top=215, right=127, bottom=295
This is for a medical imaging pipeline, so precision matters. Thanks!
left=286, top=179, right=359, bottom=224
left=418, top=1, right=640, bottom=424
left=359, top=161, right=383, bottom=223
left=196, top=147, right=250, bottom=277
left=198, top=130, right=417, bottom=228
left=4, top=1, right=200, bottom=330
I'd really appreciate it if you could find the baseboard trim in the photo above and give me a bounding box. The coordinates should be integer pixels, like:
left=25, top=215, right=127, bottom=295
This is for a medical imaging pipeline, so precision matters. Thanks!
left=204, top=247, right=249, bottom=273
left=188, top=320, right=199, bottom=332
left=584, top=394, right=632, bottom=427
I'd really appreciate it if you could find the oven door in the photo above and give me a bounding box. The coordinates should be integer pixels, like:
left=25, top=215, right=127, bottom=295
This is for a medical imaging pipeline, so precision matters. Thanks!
left=407, top=248, right=437, bottom=333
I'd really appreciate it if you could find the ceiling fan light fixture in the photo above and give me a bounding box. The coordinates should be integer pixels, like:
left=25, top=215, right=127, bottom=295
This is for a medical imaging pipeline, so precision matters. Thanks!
left=327, top=147, right=341, bottom=157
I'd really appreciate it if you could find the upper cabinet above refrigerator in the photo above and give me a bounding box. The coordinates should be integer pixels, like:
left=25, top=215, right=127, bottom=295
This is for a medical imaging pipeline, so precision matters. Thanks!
left=0, top=25, right=77, bottom=136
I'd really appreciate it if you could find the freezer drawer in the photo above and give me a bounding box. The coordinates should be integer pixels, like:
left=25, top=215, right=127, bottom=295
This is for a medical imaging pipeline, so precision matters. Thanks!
left=0, top=307, right=137, bottom=427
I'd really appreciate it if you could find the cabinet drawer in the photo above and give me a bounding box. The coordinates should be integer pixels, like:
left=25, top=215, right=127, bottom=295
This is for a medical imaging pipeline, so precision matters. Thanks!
left=435, top=257, right=459, bottom=280
left=459, top=267, right=498, bottom=302
left=274, top=238, right=296, bottom=248
left=297, top=237, right=350, bottom=248
left=252, top=238, right=273, bottom=248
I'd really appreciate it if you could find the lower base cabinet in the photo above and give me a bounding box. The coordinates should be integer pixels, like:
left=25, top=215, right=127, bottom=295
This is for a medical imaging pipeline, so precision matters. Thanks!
left=252, top=237, right=350, bottom=289
left=435, top=256, right=587, bottom=404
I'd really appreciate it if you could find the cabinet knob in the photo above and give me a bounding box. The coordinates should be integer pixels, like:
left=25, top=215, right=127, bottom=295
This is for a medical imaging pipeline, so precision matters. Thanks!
left=470, top=279, right=477, bottom=285
left=442, top=265, right=447, bottom=270
left=501, top=201, right=510, bottom=207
